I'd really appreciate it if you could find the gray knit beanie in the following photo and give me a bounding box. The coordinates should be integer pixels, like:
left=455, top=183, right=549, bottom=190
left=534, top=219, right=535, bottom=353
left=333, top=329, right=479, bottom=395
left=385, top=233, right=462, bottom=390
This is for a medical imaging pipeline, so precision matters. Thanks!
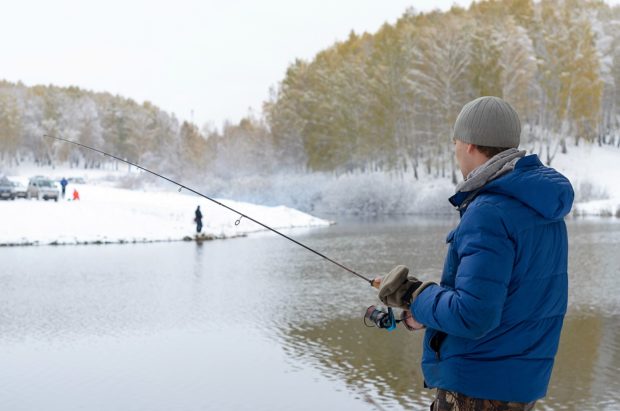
left=453, top=96, right=521, bottom=148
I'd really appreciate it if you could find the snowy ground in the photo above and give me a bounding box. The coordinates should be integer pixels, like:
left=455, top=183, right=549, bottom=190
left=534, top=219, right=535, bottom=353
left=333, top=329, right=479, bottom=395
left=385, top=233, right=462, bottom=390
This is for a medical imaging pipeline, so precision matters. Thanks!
left=0, top=180, right=331, bottom=247
left=551, top=141, right=620, bottom=218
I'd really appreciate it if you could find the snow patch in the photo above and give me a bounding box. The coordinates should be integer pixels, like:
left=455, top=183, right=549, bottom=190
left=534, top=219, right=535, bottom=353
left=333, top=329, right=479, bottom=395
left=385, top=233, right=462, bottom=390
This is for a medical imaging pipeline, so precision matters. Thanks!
left=550, top=140, right=620, bottom=217
left=0, top=182, right=331, bottom=247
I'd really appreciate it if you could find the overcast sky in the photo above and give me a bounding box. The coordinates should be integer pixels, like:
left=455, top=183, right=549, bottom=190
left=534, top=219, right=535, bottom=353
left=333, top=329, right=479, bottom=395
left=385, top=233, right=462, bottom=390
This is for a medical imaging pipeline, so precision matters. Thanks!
left=1, top=1, right=618, bottom=129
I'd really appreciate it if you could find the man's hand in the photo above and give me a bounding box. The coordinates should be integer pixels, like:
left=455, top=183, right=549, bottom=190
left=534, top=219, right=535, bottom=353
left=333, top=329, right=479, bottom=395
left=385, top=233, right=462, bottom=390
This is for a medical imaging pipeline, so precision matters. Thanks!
left=401, top=310, right=425, bottom=331
left=376, top=265, right=435, bottom=310
left=371, top=276, right=382, bottom=289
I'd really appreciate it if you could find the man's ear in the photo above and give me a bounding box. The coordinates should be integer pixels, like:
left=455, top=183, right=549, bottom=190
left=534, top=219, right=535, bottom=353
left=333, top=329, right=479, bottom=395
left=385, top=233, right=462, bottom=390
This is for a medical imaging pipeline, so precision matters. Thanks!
left=466, top=143, right=477, bottom=154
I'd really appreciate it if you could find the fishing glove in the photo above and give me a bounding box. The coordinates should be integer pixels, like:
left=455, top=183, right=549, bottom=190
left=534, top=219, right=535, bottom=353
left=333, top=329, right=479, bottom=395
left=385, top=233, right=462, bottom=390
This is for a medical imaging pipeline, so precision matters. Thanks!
left=378, top=265, right=435, bottom=311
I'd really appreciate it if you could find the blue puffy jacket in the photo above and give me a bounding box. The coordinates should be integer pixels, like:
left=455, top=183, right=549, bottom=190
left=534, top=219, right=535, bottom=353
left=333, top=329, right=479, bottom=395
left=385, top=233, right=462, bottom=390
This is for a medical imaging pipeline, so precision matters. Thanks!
left=411, top=154, right=574, bottom=402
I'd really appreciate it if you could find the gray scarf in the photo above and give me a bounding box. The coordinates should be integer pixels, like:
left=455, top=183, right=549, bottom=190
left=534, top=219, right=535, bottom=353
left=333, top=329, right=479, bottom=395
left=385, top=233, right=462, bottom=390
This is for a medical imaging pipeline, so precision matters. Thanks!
left=455, top=148, right=526, bottom=194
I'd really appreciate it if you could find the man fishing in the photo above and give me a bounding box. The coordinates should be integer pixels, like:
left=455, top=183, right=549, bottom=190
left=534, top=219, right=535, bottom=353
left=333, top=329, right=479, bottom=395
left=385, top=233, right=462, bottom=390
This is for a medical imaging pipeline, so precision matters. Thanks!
left=375, top=96, right=574, bottom=410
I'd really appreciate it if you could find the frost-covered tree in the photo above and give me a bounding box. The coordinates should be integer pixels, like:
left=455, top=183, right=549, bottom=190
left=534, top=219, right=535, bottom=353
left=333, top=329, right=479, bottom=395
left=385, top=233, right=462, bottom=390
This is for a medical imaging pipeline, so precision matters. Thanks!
left=0, top=87, right=22, bottom=164
left=405, top=14, right=471, bottom=181
left=499, top=18, right=539, bottom=122
left=264, top=59, right=310, bottom=171
left=531, top=0, right=602, bottom=162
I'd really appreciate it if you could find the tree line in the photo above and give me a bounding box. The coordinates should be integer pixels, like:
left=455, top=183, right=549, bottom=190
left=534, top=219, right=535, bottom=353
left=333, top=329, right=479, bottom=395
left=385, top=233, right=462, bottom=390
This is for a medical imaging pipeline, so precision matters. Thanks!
left=0, top=81, right=275, bottom=180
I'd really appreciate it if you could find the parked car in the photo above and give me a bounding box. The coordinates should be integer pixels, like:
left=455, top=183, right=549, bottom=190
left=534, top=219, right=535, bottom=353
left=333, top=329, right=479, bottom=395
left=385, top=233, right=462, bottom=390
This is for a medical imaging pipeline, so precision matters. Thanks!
left=11, top=181, right=28, bottom=198
left=27, top=178, right=60, bottom=201
left=67, top=177, right=86, bottom=184
left=0, top=178, right=16, bottom=200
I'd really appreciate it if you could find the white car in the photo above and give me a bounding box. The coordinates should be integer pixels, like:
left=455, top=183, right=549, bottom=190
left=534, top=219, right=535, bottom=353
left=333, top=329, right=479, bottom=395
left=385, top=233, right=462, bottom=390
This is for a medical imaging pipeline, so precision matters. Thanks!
left=11, top=180, right=28, bottom=198
left=27, top=178, right=60, bottom=201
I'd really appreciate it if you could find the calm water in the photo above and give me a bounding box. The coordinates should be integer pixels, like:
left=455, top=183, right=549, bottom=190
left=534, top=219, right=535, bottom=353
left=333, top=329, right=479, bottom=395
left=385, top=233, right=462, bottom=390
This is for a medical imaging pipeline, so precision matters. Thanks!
left=1, top=218, right=619, bottom=410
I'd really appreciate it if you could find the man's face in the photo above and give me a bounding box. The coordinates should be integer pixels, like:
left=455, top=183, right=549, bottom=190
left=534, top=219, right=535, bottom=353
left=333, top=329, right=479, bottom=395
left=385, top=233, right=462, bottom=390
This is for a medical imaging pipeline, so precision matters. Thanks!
left=454, top=138, right=470, bottom=178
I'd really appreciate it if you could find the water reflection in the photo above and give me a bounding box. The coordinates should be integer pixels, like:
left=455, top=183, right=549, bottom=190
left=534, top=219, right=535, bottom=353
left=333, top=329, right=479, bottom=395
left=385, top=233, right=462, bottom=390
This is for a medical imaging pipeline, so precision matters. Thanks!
left=276, top=310, right=618, bottom=411
left=567, top=220, right=620, bottom=315
left=546, top=312, right=620, bottom=410
left=281, top=317, right=432, bottom=410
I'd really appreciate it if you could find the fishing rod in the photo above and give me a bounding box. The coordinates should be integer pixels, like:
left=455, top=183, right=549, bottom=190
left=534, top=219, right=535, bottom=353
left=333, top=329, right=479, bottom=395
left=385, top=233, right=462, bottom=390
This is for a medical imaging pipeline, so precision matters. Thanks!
left=44, top=134, right=376, bottom=287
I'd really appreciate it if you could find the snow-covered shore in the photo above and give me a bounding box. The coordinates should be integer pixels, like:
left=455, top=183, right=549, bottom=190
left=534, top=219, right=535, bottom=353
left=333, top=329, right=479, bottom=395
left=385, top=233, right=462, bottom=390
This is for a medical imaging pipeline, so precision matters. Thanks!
left=1, top=139, right=618, bottom=247
left=551, top=141, right=620, bottom=218
left=0, top=182, right=331, bottom=247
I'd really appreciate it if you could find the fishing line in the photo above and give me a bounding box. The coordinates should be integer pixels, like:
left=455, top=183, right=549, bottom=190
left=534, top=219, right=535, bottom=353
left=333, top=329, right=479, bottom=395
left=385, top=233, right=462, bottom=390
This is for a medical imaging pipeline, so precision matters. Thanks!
left=44, top=134, right=375, bottom=286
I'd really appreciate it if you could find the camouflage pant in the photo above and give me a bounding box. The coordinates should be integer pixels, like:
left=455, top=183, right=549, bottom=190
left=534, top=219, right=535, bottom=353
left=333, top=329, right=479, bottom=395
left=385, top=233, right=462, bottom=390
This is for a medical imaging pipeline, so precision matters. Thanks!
left=430, top=389, right=536, bottom=411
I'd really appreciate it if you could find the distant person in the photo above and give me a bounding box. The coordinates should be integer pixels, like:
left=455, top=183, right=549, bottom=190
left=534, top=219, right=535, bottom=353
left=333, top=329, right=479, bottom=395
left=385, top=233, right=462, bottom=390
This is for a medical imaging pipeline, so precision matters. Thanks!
left=194, top=206, right=203, bottom=233
left=60, top=177, right=68, bottom=198
left=72, top=189, right=80, bottom=201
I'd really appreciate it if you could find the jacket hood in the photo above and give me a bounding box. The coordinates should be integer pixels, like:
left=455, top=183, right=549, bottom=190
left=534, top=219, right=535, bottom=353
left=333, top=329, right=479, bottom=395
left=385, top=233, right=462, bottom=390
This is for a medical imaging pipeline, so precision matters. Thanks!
left=450, top=154, right=574, bottom=219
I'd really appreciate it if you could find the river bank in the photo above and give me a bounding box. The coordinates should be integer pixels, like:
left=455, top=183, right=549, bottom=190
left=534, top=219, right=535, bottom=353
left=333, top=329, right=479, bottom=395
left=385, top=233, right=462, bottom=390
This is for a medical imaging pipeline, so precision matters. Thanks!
left=0, top=182, right=331, bottom=247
